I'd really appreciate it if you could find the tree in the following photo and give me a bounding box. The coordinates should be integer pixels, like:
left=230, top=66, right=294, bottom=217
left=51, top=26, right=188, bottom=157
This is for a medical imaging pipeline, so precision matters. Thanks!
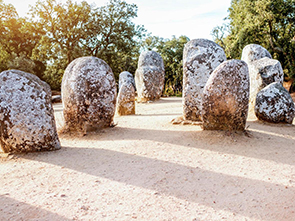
left=0, top=0, right=43, bottom=77
left=29, top=0, right=145, bottom=89
left=142, top=35, right=190, bottom=95
left=213, top=0, right=295, bottom=89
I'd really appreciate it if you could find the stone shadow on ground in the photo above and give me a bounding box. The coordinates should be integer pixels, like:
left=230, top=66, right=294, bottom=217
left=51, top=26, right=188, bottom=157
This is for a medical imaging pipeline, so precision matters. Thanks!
left=20, top=145, right=295, bottom=220
left=75, top=124, right=295, bottom=166
left=0, top=194, right=71, bottom=221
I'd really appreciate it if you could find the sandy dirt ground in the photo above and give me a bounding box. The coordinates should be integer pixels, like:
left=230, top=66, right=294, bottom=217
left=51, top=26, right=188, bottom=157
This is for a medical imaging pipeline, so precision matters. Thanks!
left=1, top=97, right=295, bottom=221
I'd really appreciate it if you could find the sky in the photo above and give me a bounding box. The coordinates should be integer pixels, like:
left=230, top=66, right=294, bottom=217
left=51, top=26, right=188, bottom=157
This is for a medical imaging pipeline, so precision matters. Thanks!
left=4, top=0, right=231, bottom=40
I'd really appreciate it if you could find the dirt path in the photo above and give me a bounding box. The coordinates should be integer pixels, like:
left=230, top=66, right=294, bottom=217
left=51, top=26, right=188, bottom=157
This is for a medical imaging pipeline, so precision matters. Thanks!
left=1, top=97, right=295, bottom=220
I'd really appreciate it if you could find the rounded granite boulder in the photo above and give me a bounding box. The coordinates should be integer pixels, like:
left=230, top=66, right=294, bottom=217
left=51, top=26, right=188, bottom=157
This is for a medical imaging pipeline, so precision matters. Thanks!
left=62, top=56, right=116, bottom=134
left=0, top=70, right=61, bottom=153
left=201, top=60, right=250, bottom=131
left=135, top=51, right=165, bottom=102
left=255, top=82, right=295, bottom=124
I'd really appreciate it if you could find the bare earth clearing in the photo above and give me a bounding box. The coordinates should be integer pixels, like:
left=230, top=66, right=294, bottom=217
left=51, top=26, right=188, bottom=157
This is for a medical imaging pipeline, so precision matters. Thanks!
left=1, top=97, right=295, bottom=220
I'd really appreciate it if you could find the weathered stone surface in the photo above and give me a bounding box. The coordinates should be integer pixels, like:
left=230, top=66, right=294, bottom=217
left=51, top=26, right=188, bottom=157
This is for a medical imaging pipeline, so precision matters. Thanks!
left=248, top=57, right=284, bottom=111
left=135, top=51, right=165, bottom=102
left=182, top=39, right=226, bottom=121
left=119, top=71, right=136, bottom=90
left=117, top=71, right=136, bottom=115
left=0, top=69, right=61, bottom=153
left=62, top=56, right=116, bottom=134
left=241, top=44, right=272, bottom=64
left=255, top=82, right=295, bottom=124
left=202, top=60, right=249, bottom=131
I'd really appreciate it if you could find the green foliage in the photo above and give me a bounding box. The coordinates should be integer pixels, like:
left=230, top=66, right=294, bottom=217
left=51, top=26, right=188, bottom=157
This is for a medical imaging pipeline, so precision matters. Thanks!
left=213, top=0, right=295, bottom=88
left=1, top=0, right=145, bottom=90
left=142, top=35, right=190, bottom=96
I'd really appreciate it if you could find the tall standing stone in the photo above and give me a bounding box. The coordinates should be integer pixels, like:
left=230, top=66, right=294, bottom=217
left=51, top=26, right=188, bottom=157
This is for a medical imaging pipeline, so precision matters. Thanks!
left=62, top=57, right=116, bottom=134
left=135, top=51, right=165, bottom=102
left=0, top=70, right=61, bottom=153
left=182, top=39, right=226, bottom=121
left=202, top=60, right=250, bottom=131
left=117, top=71, right=136, bottom=115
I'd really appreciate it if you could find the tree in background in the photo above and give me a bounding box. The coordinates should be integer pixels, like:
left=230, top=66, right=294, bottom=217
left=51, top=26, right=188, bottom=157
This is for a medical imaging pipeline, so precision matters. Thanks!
left=0, top=0, right=43, bottom=76
left=142, top=35, right=189, bottom=96
left=29, top=0, right=145, bottom=89
left=212, top=0, right=295, bottom=91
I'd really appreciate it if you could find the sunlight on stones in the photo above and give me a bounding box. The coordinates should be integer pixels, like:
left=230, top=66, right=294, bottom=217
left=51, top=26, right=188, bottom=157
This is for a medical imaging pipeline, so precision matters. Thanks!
left=241, top=44, right=284, bottom=112
left=117, top=71, right=136, bottom=116
left=135, top=51, right=165, bottom=102
left=255, top=82, right=295, bottom=124
left=201, top=60, right=249, bottom=131
left=0, top=70, right=61, bottom=153
left=182, top=39, right=226, bottom=121
left=61, top=56, right=116, bottom=135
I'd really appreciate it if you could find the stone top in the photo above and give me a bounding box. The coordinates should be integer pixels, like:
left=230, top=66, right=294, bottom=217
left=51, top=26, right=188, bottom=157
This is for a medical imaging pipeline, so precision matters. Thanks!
left=137, top=51, right=164, bottom=70
left=241, top=44, right=272, bottom=64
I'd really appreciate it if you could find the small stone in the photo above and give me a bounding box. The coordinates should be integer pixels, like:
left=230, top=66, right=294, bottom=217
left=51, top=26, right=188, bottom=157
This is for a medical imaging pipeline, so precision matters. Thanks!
left=117, top=72, right=136, bottom=115
left=202, top=60, right=249, bottom=131
left=255, top=82, right=295, bottom=123
left=135, top=51, right=165, bottom=102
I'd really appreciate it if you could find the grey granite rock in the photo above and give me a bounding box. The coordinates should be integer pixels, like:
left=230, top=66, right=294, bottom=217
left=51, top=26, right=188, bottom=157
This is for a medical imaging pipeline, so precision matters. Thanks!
left=241, top=44, right=272, bottom=64
left=62, top=57, right=116, bottom=134
left=248, top=57, right=284, bottom=111
left=135, top=51, right=165, bottom=102
left=182, top=39, right=226, bottom=121
left=202, top=60, right=249, bottom=131
left=0, top=69, right=61, bottom=153
left=117, top=71, right=136, bottom=115
left=255, top=82, right=295, bottom=123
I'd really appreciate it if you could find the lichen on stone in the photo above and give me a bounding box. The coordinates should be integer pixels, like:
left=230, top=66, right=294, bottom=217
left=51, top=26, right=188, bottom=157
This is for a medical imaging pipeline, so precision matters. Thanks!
left=62, top=56, right=116, bottom=134
left=255, top=82, right=295, bottom=124
left=201, top=60, right=250, bottom=131
left=0, top=69, right=61, bottom=153
left=182, top=39, right=227, bottom=121
left=135, top=51, right=165, bottom=102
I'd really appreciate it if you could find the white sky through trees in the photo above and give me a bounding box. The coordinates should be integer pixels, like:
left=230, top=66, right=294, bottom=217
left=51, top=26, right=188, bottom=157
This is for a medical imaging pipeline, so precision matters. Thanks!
left=4, top=0, right=231, bottom=40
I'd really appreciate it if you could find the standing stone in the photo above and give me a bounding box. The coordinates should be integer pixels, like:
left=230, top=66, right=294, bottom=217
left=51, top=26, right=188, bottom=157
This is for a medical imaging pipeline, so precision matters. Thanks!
left=255, top=82, right=295, bottom=124
left=0, top=70, right=61, bottom=153
left=248, top=57, right=284, bottom=111
left=117, top=71, right=136, bottom=115
left=62, top=57, right=116, bottom=134
left=135, top=51, right=165, bottom=102
left=183, top=39, right=226, bottom=121
left=202, top=60, right=249, bottom=131
left=241, top=44, right=272, bottom=64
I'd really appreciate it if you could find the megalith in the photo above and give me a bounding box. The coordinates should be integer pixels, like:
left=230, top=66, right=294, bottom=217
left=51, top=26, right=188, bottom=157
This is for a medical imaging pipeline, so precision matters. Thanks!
left=0, top=70, right=61, bottom=153
left=255, top=82, right=295, bottom=124
left=135, top=51, right=165, bottom=102
left=241, top=44, right=283, bottom=112
left=202, top=60, right=250, bottom=131
left=117, top=71, right=136, bottom=115
left=62, top=56, right=116, bottom=134
left=182, top=39, right=226, bottom=121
